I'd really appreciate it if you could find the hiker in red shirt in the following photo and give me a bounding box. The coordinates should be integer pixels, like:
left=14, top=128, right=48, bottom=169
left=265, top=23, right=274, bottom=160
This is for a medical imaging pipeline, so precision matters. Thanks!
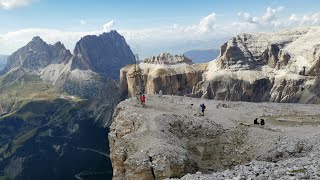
left=141, top=94, right=146, bottom=107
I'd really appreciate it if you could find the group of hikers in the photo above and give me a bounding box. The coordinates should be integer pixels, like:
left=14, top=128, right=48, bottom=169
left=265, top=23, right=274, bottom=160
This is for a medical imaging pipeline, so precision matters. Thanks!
left=139, top=94, right=267, bottom=126
left=254, top=118, right=265, bottom=125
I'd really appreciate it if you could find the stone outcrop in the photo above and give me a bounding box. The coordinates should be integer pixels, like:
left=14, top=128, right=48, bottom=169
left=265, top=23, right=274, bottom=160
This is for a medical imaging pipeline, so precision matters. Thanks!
left=120, top=56, right=206, bottom=99
left=109, top=95, right=320, bottom=179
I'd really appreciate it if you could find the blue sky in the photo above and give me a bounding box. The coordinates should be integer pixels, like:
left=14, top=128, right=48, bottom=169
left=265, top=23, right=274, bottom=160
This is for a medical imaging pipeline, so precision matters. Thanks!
left=0, top=0, right=320, bottom=57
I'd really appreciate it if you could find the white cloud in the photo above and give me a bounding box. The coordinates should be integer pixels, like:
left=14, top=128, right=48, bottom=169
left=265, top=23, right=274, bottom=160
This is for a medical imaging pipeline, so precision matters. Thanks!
left=182, top=13, right=217, bottom=34
left=0, top=20, right=119, bottom=55
left=80, top=19, right=87, bottom=25
left=259, top=6, right=283, bottom=23
left=300, top=13, right=320, bottom=25
left=237, top=12, right=254, bottom=23
left=237, top=6, right=284, bottom=27
left=197, top=13, right=217, bottom=33
left=103, top=20, right=115, bottom=32
left=289, top=14, right=299, bottom=21
left=0, top=0, right=35, bottom=9
left=234, top=6, right=320, bottom=33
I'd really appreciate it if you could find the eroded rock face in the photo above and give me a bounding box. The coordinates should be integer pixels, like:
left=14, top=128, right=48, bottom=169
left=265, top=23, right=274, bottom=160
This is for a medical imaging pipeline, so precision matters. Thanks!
left=198, top=27, right=320, bottom=103
left=120, top=62, right=206, bottom=99
left=218, top=31, right=299, bottom=70
left=196, top=72, right=309, bottom=103
left=120, top=27, right=320, bottom=103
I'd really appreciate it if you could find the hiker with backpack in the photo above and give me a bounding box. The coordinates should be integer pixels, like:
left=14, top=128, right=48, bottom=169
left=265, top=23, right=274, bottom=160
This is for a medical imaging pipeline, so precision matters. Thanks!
left=200, top=103, right=206, bottom=116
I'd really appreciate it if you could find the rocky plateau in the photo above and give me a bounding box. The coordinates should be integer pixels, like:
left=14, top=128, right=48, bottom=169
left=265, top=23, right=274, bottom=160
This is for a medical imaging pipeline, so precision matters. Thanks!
left=109, top=95, right=320, bottom=180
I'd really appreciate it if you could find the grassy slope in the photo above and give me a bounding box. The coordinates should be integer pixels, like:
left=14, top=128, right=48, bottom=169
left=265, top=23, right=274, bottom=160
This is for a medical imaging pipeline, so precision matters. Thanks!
left=0, top=74, right=111, bottom=179
left=0, top=74, right=83, bottom=118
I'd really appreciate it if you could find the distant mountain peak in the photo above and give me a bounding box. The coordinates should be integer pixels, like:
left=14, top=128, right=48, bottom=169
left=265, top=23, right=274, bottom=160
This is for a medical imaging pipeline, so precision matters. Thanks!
left=31, top=36, right=45, bottom=43
left=54, top=41, right=68, bottom=50
left=1, top=37, right=72, bottom=75
left=107, top=30, right=120, bottom=35
left=71, top=30, right=134, bottom=79
left=54, top=41, right=63, bottom=46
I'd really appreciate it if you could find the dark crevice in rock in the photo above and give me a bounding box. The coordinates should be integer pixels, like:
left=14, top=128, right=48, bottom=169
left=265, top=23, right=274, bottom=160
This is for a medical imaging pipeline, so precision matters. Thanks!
left=148, top=156, right=156, bottom=180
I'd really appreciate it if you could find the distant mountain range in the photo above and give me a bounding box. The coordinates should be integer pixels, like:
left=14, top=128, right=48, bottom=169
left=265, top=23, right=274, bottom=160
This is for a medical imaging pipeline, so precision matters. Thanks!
left=183, top=49, right=219, bottom=63
left=0, top=31, right=134, bottom=179
left=0, top=55, right=8, bottom=71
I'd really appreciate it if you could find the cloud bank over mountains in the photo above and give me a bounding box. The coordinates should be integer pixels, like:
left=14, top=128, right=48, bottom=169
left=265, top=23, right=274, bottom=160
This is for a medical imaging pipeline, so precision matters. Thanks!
left=0, top=6, right=320, bottom=57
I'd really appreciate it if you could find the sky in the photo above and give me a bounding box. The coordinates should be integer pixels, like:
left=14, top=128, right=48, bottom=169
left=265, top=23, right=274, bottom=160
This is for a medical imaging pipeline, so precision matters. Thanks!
left=0, top=0, right=320, bottom=58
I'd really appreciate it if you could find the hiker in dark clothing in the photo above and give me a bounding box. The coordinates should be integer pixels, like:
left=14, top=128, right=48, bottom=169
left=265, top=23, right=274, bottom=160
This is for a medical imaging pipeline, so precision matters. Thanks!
left=260, top=119, right=265, bottom=126
left=254, top=118, right=259, bottom=125
left=200, top=103, right=206, bottom=116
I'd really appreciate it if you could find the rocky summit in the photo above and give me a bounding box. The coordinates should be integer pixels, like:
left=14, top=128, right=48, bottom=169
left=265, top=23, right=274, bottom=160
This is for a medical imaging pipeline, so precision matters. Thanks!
left=71, top=30, right=135, bottom=79
left=1, top=37, right=72, bottom=77
left=120, top=26, right=320, bottom=103
left=109, top=95, right=320, bottom=180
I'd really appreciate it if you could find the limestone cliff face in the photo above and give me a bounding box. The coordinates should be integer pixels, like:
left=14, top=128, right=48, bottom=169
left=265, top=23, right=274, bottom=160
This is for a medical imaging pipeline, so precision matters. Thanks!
left=120, top=53, right=207, bottom=99
left=194, top=26, right=320, bottom=103
left=194, top=70, right=312, bottom=103
left=121, top=27, right=320, bottom=103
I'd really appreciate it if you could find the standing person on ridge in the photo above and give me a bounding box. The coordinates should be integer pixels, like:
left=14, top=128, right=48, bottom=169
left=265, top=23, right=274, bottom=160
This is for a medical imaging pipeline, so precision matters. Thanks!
left=200, top=103, right=206, bottom=116
left=141, top=94, right=146, bottom=107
